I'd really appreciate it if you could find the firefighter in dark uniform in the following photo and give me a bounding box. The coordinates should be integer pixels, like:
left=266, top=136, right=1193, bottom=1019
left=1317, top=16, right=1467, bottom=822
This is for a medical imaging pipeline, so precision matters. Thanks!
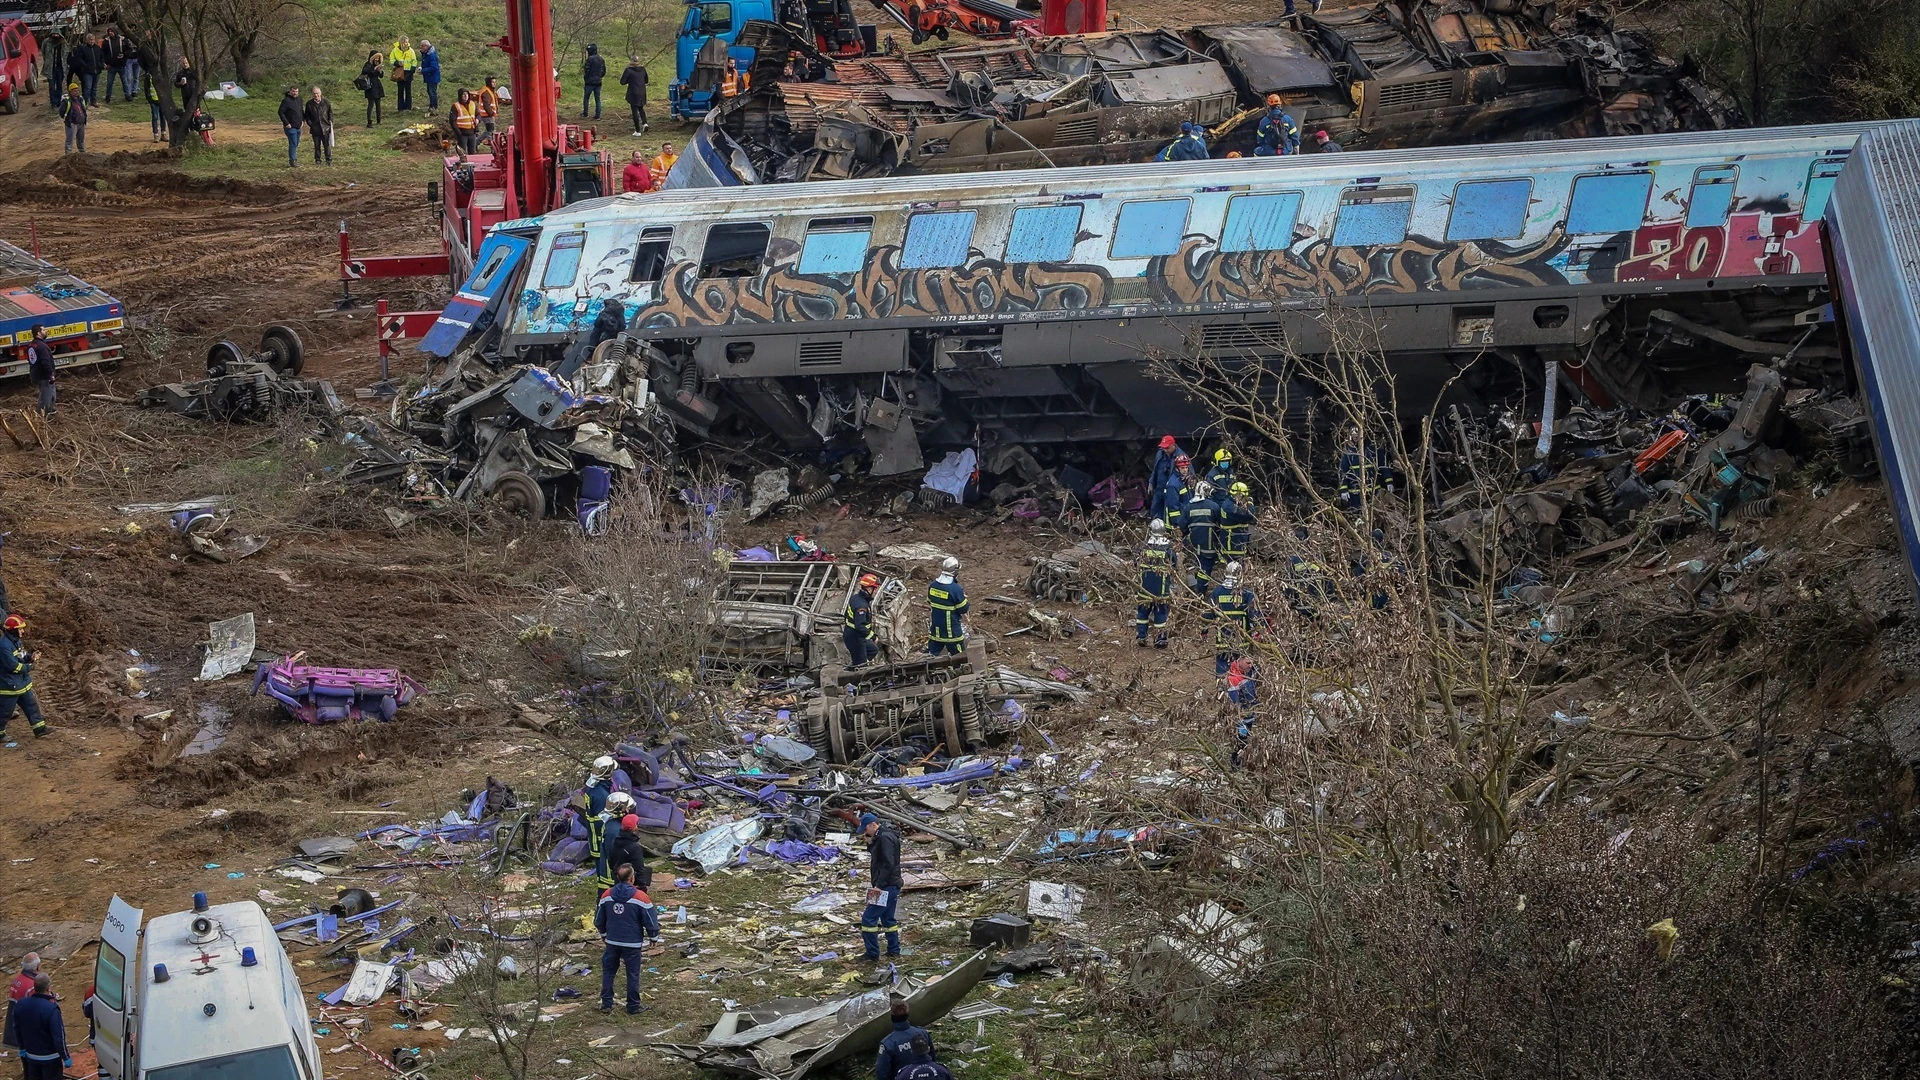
left=1338, top=428, right=1391, bottom=510
left=1205, top=448, right=1235, bottom=488
left=1204, top=561, right=1257, bottom=676
left=1135, top=519, right=1175, bottom=648
left=1284, top=525, right=1332, bottom=617
left=926, top=557, right=969, bottom=655
left=1225, top=654, right=1259, bottom=767
left=1147, top=435, right=1185, bottom=522
left=0, top=615, right=49, bottom=739
left=584, top=755, right=615, bottom=893
left=1182, top=481, right=1221, bottom=593
left=1219, top=482, right=1254, bottom=565
left=1160, top=455, right=1195, bottom=531
left=844, top=572, right=880, bottom=667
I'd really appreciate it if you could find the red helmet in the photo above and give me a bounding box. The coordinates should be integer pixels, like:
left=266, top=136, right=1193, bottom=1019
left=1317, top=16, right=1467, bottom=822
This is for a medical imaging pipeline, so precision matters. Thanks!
left=1158, top=435, right=1177, bottom=450
left=1174, top=454, right=1191, bottom=467
left=857, top=573, right=880, bottom=590
left=2, top=615, right=23, bottom=632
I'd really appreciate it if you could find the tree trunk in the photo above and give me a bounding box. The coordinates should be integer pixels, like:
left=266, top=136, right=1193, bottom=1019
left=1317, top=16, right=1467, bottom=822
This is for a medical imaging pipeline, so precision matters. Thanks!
left=229, top=33, right=257, bottom=86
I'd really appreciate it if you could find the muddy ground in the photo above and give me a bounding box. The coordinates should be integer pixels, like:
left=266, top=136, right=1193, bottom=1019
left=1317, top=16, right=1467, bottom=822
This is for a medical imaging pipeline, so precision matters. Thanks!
left=1, top=8, right=1917, bottom=1078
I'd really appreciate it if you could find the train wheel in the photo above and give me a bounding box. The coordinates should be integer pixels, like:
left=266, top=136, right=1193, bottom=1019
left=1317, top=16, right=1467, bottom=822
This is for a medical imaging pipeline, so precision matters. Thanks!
left=489, top=470, right=546, bottom=519
left=260, top=325, right=305, bottom=375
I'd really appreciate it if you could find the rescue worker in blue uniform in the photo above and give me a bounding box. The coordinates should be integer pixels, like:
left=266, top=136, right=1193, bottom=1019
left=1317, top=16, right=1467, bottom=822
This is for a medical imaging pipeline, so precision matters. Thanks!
left=1254, top=94, right=1301, bottom=156
left=595, top=863, right=656, bottom=1015
left=1338, top=427, right=1392, bottom=509
left=844, top=572, right=881, bottom=667
left=1135, top=519, right=1175, bottom=648
left=1205, top=448, right=1237, bottom=489
left=1182, top=481, right=1222, bottom=592
left=859, top=813, right=904, bottom=961
left=1165, top=121, right=1209, bottom=161
left=584, top=755, right=615, bottom=893
left=1147, top=435, right=1185, bottom=521
left=875, top=996, right=935, bottom=1079
left=1219, top=482, right=1255, bottom=566
left=0, top=615, right=49, bottom=739
left=1160, top=455, right=1195, bottom=531
left=926, top=557, right=969, bottom=655
left=1205, top=561, right=1257, bottom=676
left=1225, top=655, right=1259, bottom=767
left=1284, top=526, right=1331, bottom=617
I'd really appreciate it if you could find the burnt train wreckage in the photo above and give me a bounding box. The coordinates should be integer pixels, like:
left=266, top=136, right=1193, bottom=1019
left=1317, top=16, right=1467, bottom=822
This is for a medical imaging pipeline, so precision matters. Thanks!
left=672, top=2, right=1735, bottom=187
left=407, top=121, right=1868, bottom=487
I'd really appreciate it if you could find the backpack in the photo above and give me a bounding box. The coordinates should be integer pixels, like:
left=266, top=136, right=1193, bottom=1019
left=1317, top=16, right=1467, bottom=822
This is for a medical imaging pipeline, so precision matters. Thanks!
left=353, top=73, right=371, bottom=93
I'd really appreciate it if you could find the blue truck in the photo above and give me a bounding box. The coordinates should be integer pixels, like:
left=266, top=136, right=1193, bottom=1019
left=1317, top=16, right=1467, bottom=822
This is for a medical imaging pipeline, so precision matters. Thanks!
left=669, top=0, right=873, bottom=120
left=0, top=237, right=124, bottom=382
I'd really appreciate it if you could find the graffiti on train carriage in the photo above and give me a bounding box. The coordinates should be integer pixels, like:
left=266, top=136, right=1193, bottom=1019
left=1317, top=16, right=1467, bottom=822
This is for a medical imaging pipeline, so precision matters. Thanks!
left=1146, top=228, right=1575, bottom=305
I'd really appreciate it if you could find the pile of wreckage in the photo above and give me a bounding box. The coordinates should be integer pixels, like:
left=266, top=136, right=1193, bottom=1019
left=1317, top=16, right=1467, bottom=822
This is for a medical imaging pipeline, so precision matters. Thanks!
left=677, top=0, right=1735, bottom=185
left=1428, top=365, right=1879, bottom=594
left=339, top=342, right=680, bottom=522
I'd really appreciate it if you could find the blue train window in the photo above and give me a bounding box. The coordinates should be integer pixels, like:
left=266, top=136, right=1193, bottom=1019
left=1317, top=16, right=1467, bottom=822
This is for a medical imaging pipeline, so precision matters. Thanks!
left=1686, top=166, right=1738, bottom=229
left=1447, top=179, right=1531, bottom=242
left=799, top=216, right=874, bottom=275
left=540, top=232, right=586, bottom=289
left=1332, top=187, right=1414, bottom=247
left=1221, top=193, right=1303, bottom=252
left=1803, top=157, right=1847, bottom=222
left=902, top=211, right=977, bottom=268
left=1007, top=205, right=1083, bottom=262
left=1111, top=199, right=1190, bottom=258
left=1566, top=172, right=1652, bottom=234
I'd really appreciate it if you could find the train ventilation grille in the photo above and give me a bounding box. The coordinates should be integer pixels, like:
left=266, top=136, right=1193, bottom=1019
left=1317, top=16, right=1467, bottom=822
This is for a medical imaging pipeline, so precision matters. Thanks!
left=799, top=340, right=846, bottom=369
left=1373, top=76, right=1454, bottom=110
left=1054, top=116, right=1099, bottom=144
left=1198, top=322, right=1287, bottom=351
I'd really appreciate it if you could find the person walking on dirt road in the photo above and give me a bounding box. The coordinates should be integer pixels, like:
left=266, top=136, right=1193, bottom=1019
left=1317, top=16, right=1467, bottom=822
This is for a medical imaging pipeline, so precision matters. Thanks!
left=26, top=325, right=56, bottom=417
left=57, top=86, right=87, bottom=155
left=358, top=51, right=385, bottom=127
left=304, top=87, right=334, bottom=165
left=620, top=55, right=648, bottom=135
left=389, top=36, right=417, bottom=111
left=581, top=43, right=606, bottom=119
left=278, top=85, right=304, bottom=167
left=0, top=615, right=50, bottom=739
left=10, top=974, right=68, bottom=1079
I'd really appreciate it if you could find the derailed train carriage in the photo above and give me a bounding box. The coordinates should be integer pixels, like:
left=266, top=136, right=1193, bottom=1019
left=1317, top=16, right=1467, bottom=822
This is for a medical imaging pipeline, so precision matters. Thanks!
left=426, top=121, right=1872, bottom=468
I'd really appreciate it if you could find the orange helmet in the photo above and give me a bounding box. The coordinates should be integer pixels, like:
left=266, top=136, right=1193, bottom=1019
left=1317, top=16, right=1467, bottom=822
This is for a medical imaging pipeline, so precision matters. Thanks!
left=3, top=615, right=23, bottom=632
left=857, top=573, right=880, bottom=591
left=1226, top=151, right=1242, bottom=158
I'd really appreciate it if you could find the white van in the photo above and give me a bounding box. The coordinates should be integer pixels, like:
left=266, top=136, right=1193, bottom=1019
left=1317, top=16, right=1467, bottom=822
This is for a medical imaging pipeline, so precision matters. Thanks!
left=93, top=893, right=324, bottom=1080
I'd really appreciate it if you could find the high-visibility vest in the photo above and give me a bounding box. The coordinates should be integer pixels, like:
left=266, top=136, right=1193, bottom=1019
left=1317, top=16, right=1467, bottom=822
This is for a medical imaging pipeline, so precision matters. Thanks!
left=452, top=100, right=478, bottom=131
left=478, top=87, right=499, bottom=117
left=721, top=69, right=748, bottom=97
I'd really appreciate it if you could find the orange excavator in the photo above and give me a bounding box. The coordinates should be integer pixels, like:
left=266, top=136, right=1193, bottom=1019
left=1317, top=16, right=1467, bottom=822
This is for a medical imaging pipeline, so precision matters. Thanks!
left=869, top=0, right=1026, bottom=43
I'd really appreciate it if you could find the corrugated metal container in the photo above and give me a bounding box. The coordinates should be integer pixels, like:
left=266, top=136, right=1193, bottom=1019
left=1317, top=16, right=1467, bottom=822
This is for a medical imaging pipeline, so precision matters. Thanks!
left=1828, top=118, right=1920, bottom=593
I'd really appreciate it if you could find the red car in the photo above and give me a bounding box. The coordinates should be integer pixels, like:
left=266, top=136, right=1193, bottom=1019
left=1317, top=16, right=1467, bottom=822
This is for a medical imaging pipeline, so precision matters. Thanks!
left=0, top=17, right=44, bottom=114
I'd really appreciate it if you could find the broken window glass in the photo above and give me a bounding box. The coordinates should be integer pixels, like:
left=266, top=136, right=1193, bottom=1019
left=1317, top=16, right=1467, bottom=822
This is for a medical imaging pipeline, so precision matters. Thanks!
left=1111, top=199, right=1190, bottom=259
left=1332, top=187, right=1414, bottom=247
left=1221, top=192, right=1302, bottom=252
left=540, top=231, right=586, bottom=289
left=902, top=211, right=977, bottom=268
left=1566, top=172, right=1652, bottom=235
left=1685, top=166, right=1738, bottom=229
left=799, top=216, right=874, bottom=275
left=1803, top=157, right=1846, bottom=222
left=631, top=226, right=674, bottom=283
left=1006, top=205, right=1082, bottom=263
left=1447, top=179, right=1532, bottom=242
left=700, top=222, right=771, bottom=278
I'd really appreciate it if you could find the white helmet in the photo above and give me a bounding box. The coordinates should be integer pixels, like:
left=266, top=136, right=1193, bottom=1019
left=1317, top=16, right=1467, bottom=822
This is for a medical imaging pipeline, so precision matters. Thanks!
left=1221, top=561, right=1243, bottom=587
left=1194, top=481, right=1213, bottom=499
left=1149, top=518, right=1166, bottom=534
left=606, top=791, right=636, bottom=814
left=941, top=556, right=960, bottom=573
left=1226, top=561, right=1243, bottom=576
left=590, top=755, right=616, bottom=778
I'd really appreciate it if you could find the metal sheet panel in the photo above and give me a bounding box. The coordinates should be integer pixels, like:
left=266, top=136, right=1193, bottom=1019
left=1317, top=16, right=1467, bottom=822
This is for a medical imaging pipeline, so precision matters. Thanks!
left=1829, top=119, right=1920, bottom=594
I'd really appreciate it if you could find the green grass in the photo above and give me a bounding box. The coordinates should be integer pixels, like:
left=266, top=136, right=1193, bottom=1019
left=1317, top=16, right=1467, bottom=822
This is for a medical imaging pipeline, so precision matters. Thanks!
left=159, top=0, right=697, bottom=184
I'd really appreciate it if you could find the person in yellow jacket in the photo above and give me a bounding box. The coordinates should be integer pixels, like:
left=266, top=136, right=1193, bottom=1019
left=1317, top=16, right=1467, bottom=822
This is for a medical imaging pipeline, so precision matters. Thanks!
left=389, top=36, right=418, bottom=112
left=648, top=142, right=677, bottom=189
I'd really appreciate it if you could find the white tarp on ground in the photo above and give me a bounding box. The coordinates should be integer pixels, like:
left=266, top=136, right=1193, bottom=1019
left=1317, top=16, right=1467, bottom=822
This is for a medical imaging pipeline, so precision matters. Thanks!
left=198, top=613, right=256, bottom=682
left=671, top=816, right=764, bottom=874
left=921, top=448, right=976, bottom=501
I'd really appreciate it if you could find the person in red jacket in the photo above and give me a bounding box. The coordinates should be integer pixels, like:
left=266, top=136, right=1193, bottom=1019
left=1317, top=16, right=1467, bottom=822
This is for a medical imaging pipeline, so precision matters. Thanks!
left=3, top=952, right=41, bottom=1049
left=621, top=149, right=652, bottom=195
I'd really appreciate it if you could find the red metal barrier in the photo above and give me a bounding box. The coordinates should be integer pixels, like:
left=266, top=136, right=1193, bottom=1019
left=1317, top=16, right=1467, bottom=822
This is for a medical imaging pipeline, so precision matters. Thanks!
left=374, top=298, right=442, bottom=384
